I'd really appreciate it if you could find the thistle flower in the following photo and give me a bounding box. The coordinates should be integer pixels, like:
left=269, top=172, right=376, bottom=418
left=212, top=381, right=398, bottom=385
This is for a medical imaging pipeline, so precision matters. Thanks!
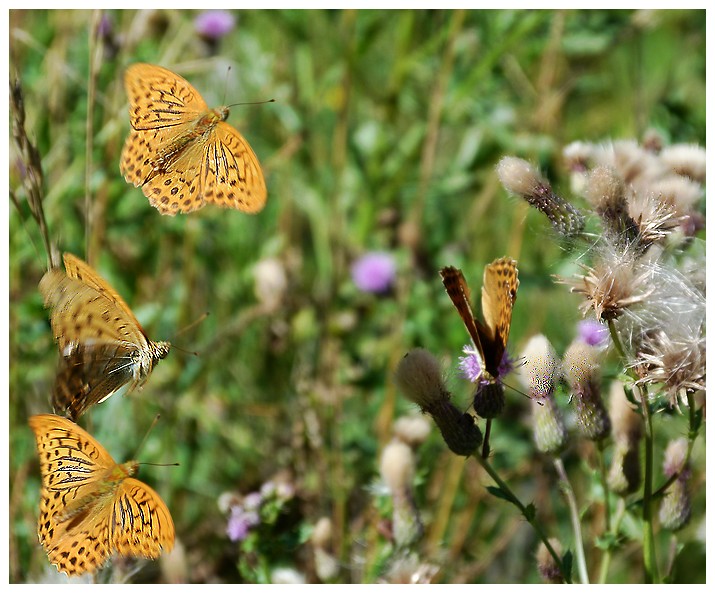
left=519, top=335, right=567, bottom=454
left=563, top=340, right=611, bottom=441
left=659, top=438, right=691, bottom=531
left=351, top=251, right=396, bottom=294
left=564, top=247, right=653, bottom=321
left=577, top=320, right=609, bottom=347
left=536, top=538, right=564, bottom=584
left=496, top=156, right=584, bottom=237
left=395, top=349, right=482, bottom=456
left=194, top=10, right=236, bottom=40
left=226, top=506, right=260, bottom=542
left=380, top=439, right=422, bottom=548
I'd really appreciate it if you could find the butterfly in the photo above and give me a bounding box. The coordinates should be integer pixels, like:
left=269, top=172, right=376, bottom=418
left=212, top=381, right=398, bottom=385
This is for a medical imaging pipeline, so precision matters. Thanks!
left=439, top=258, right=519, bottom=382
left=39, top=252, right=171, bottom=421
left=120, top=62, right=267, bottom=216
left=28, top=414, right=175, bottom=577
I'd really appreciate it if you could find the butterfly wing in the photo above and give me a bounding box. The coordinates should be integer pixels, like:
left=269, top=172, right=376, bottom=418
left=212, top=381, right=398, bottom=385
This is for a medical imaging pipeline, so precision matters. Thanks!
left=120, top=63, right=208, bottom=208
left=439, top=266, right=486, bottom=361
left=201, top=121, right=267, bottom=213
left=53, top=343, right=138, bottom=421
left=480, top=257, right=519, bottom=375
left=29, top=414, right=116, bottom=575
left=123, top=63, right=208, bottom=131
left=110, top=478, right=175, bottom=561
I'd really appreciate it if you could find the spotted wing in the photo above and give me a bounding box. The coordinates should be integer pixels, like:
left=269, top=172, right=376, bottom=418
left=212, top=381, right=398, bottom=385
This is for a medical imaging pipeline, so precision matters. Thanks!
left=29, top=414, right=116, bottom=575
left=109, top=478, right=175, bottom=561
left=480, top=257, right=519, bottom=375
left=200, top=121, right=267, bottom=213
left=123, top=63, right=207, bottom=131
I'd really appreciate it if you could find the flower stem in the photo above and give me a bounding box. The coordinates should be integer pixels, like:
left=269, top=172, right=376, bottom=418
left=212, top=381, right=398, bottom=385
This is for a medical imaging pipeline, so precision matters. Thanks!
left=471, top=453, right=571, bottom=583
left=637, top=383, right=659, bottom=583
left=553, top=458, right=589, bottom=583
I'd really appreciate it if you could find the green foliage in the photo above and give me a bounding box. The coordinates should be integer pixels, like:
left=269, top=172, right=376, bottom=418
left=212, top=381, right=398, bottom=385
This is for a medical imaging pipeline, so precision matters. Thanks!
left=9, top=8, right=705, bottom=584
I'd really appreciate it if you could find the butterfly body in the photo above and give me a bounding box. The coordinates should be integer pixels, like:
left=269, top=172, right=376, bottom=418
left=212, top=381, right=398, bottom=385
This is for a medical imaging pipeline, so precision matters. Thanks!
left=40, top=253, right=170, bottom=420
left=29, top=414, right=174, bottom=576
left=121, top=63, right=266, bottom=215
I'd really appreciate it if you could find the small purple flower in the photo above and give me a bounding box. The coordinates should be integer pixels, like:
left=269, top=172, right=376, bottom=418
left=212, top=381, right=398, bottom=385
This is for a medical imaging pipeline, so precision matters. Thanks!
left=227, top=506, right=260, bottom=542
left=458, top=345, right=483, bottom=383
left=351, top=252, right=396, bottom=294
left=578, top=320, right=609, bottom=347
left=243, top=492, right=263, bottom=512
left=458, top=345, right=515, bottom=384
left=194, top=10, right=236, bottom=40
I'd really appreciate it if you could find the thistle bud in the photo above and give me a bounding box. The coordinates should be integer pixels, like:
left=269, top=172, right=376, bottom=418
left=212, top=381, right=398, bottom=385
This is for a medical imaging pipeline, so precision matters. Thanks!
left=564, top=341, right=611, bottom=441
left=497, top=156, right=585, bottom=237
left=395, top=349, right=482, bottom=456
left=607, top=382, right=642, bottom=495
left=380, top=440, right=422, bottom=548
left=536, top=538, right=564, bottom=584
left=472, top=382, right=505, bottom=419
left=658, top=439, right=692, bottom=531
left=585, top=166, right=639, bottom=245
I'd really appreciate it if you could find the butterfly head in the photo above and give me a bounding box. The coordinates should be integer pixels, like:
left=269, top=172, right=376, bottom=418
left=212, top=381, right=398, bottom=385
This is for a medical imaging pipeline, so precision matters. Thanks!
left=155, top=341, right=171, bottom=360
left=214, top=106, right=230, bottom=122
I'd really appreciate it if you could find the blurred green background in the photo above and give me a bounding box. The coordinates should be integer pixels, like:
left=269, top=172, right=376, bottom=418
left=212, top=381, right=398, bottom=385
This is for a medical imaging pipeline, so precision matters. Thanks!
left=9, top=9, right=705, bottom=584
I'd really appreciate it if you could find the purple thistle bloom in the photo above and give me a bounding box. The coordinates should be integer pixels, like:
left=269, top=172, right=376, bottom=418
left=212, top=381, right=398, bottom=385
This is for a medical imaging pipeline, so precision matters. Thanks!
left=458, top=345, right=483, bottom=383
left=194, top=10, right=236, bottom=40
left=226, top=506, right=260, bottom=542
left=351, top=252, right=396, bottom=294
left=458, top=345, right=515, bottom=384
left=578, top=320, right=609, bottom=347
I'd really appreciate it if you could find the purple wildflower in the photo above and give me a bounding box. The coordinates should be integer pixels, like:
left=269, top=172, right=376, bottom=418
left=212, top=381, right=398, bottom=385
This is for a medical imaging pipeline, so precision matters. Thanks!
left=194, top=10, right=236, bottom=40
left=351, top=252, right=396, bottom=294
left=458, top=346, right=483, bottom=383
left=458, top=345, right=514, bottom=384
left=578, top=320, right=609, bottom=347
left=226, top=506, right=260, bottom=542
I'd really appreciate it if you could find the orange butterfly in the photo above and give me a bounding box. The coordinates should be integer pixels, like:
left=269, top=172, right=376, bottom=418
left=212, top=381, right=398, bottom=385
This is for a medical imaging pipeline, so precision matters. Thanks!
left=29, top=414, right=175, bottom=577
left=439, top=258, right=519, bottom=382
left=120, top=63, right=267, bottom=215
left=39, top=253, right=170, bottom=420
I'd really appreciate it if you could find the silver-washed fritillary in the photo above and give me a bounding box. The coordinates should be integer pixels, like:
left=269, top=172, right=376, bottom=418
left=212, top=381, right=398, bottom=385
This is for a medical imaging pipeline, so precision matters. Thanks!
left=29, top=414, right=175, bottom=576
left=120, top=63, right=267, bottom=215
left=39, top=252, right=170, bottom=420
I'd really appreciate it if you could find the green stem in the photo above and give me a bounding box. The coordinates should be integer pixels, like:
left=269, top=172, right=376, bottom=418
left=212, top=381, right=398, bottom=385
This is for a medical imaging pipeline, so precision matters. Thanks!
left=637, top=383, right=659, bottom=583
left=596, top=440, right=612, bottom=533
left=482, top=418, right=492, bottom=459
left=553, top=458, right=589, bottom=583
left=471, top=453, right=571, bottom=583
left=598, top=497, right=626, bottom=583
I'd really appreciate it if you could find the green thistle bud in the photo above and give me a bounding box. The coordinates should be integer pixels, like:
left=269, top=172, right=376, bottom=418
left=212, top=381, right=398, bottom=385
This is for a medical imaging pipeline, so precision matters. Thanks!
left=472, top=382, right=505, bottom=419
left=532, top=397, right=568, bottom=455
left=659, top=475, right=691, bottom=531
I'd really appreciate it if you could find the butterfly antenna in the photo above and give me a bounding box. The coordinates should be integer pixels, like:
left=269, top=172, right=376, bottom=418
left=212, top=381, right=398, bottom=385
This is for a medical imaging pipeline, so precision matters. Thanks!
left=167, top=311, right=209, bottom=357
left=226, top=98, right=276, bottom=109
left=222, top=65, right=232, bottom=105
left=132, top=414, right=161, bottom=460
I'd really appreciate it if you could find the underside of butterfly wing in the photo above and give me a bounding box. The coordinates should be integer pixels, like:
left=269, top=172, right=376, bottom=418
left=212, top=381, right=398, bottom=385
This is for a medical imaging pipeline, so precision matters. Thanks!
left=53, top=342, right=139, bottom=421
